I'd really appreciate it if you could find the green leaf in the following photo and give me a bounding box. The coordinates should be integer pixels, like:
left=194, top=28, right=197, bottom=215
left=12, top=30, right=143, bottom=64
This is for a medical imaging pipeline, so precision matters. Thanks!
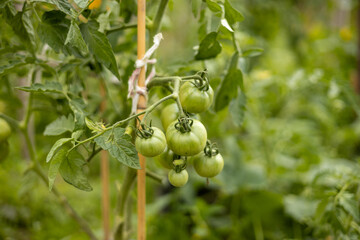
left=94, top=128, right=140, bottom=169
left=0, top=58, right=27, bottom=76
left=85, top=117, right=104, bottom=132
left=69, top=98, right=86, bottom=130
left=65, top=20, right=88, bottom=54
left=224, top=0, right=244, bottom=27
left=206, top=0, right=222, bottom=16
left=46, top=138, right=73, bottom=163
left=16, top=82, right=63, bottom=93
left=2, top=6, right=36, bottom=50
left=48, top=145, right=69, bottom=191
left=73, top=0, right=87, bottom=8
left=0, top=0, right=12, bottom=8
left=229, top=91, right=246, bottom=127
left=44, top=115, right=75, bottom=136
left=339, top=193, right=359, bottom=221
left=242, top=48, right=264, bottom=58
left=284, top=195, right=319, bottom=222
left=60, top=150, right=92, bottom=192
left=195, top=32, right=222, bottom=60
left=38, top=11, right=81, bottom=56
left=80, top=20, right=120, bottom=80
left=30, top=0, right=73, bottom=16
left=191, top=0, right=202, bottom=17
left=215, top=52, right=243, bottom=111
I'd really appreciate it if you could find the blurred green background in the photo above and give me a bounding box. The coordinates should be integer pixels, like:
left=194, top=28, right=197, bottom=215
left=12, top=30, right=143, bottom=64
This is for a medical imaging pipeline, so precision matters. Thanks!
left=1, top=0, right=360, bottom=239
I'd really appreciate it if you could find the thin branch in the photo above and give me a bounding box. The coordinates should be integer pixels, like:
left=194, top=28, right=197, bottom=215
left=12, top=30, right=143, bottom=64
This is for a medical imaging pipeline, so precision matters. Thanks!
left=106, top=23, right=137, bottom=35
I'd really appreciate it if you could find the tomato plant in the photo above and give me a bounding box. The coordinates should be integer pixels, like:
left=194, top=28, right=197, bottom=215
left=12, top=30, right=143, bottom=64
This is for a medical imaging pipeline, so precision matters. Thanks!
left=135, top=126, right=166, bottom=157
left=179, top=79, right=214, bottom=113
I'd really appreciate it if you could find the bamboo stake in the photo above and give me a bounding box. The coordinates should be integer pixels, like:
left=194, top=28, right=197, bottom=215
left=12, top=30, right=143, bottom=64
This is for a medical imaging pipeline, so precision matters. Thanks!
left=100, top=82, right=110, bottom=240
left=137, top=0, right=147, bottom=240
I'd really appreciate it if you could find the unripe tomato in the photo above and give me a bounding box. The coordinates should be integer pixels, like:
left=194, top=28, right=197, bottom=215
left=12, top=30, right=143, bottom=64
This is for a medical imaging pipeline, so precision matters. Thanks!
left=155, top=147, right=174, bottom=169
left=89, top=0, right=102, bottom=9
left=193, top=152, right=224, bottom=178
left=0, top=118, right=11, bottom=142
left=179, top=81, right=214, bottom=113
left=135, top=127, right=166, bottom=157
left=0, top=140, right=9, bottom=162
left=160, top=103, right=178, bottom=131
left=168, top=169, right=188, bottom=187
left=166, top=119, right=207, bottom=156
left=0, top=100, right=6, bottom=113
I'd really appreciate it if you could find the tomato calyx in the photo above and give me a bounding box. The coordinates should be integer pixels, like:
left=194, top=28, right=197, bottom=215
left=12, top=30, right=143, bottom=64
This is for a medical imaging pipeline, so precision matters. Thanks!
left=192, top=69, right=210, bottom=91
left=136, top=122, right=154, bottom=139
left=203, top=140, right=219, bottom=157
left=173, top=156, right=187, bottom=173
left=174, top=117, right=194, bottom=133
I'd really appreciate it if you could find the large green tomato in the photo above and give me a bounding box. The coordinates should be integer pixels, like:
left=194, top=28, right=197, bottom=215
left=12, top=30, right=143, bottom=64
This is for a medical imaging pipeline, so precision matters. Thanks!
left=193, top=152, right=224, bottom=178
left=135, top=127, right=166, bottom=157
left=166, top=119, right=207, bottom=156
left=179, top=81, right=214, bottom=113
left=160, top=103, right=178, bottom=131
left=0, top=118, right=11, bottom=142
left=168, top=169, right=188, bottom=187
left=0, top=140, right=9, bottom=162
left=155, top=147, right=174, bottom=169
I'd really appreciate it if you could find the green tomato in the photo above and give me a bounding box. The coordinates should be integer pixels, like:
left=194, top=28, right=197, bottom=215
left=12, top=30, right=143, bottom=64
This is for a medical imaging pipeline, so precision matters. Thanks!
left=193, top=152, right=224, bottom=178
left=166, top=119, right=207, bottom=156
left=179, top=81, right=214, bottom=113
left=155, top=147, right=174, bottom=169
left=135, top=127, right=167, bottom=157
left=160, top=103, right=179, bottom=131
left=0, top=118, right=11, bottom=142
left=0, top=140, right=9, bottom=162
left=168, top=169, right=188, bottom=187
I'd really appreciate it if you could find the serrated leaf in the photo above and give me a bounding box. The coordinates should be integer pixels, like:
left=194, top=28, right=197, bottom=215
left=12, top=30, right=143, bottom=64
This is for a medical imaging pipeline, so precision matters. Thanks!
left=71, top=130, right=84, bottom=140
left=65, top=21, right=88, bottom=54
left=44, top=115, right=75, bottom=136
left=94, top=128, right=140, bottom=169
left=30, top=0, right=73, bottom=15
left=215, top=52, right=243, bottom=111
left=69, top=98, right=86, bottom=130
left=73, top=0, right=87, bottom=8
left=206, top=0, right=222, bottom=15
left=229, top=91, right=246, bottom=127
left=38, top=11, right=82, bottom=56
left=46, top=138, right=73, bottom=163
left=242, top=48, right=264, bottom=58
left=85, top=117, right=103, bottom=132
left=60, top=150, right=92, bottom=191
left=195, top=32, right=222, bottom=60
left=339, top=193, right=359, bottom=221
left=48, top=145, right=69, bottom=191
left=0, top=58, right=27, bottom=76
left=16, top=82, right=63, bottom=93
left=80, top=20, right=120, bottom=80
left=224, top=0, right=244, bottom=27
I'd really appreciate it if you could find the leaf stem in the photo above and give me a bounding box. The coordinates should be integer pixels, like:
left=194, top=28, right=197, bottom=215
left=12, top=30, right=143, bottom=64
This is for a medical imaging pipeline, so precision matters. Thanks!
left=106, top=23, right=137, bottom=35
left=141, top=94, right=175, bottom=124
left=149, top=0, right=169, bottom=41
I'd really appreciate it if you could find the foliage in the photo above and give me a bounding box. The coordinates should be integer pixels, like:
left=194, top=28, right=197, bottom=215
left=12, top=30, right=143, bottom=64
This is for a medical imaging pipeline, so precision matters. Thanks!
left=0, top=0, right=359, bottom=239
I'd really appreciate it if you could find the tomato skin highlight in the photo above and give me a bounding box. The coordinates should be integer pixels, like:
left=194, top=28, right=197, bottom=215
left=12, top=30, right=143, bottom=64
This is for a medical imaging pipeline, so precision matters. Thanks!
left=135, top=127, right=167, bottom=157
left=89, top=0, right=102, bottom=9
left=160, top=103, right=179, bottom=131
left=168, top=169, right=188, bottom=187
left=155, top=147, right=174, bottom=169
left=166, top=119, right=207, bottom=156
left=0, top=119, right=11, bottom=142
left=179, top=81, right=214, bottom=113
left=193, top=152, right=224, bottom=178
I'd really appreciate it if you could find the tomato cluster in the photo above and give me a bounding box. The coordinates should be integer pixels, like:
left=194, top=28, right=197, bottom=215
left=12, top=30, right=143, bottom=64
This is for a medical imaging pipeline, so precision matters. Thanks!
left=135, top=78, right=223, bottom=187
left=0, top=117, right=11, bottom=162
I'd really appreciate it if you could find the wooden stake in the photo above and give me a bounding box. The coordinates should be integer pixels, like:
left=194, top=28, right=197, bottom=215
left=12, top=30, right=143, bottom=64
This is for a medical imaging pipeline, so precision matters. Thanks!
left=100, top=82, right=110, bottom=240
left=137, top=0, right=147, bottom=240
